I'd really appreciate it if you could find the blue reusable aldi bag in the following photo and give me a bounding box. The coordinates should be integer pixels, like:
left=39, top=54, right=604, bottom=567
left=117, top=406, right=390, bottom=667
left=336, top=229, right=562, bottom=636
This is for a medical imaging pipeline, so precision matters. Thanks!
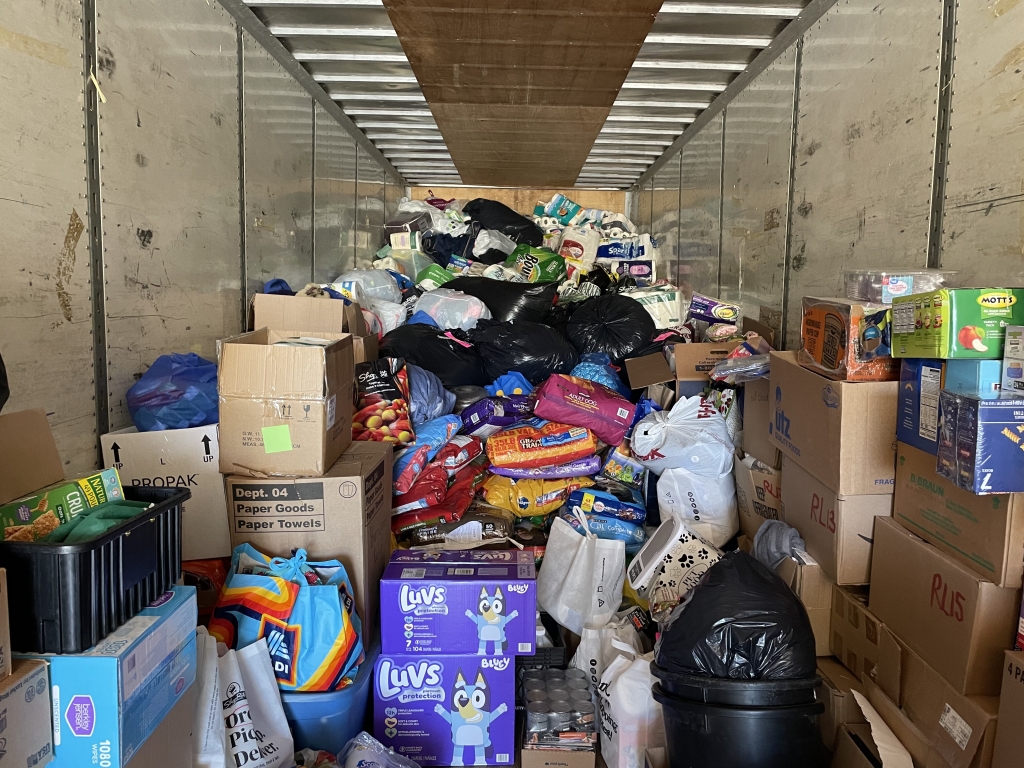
left=126, top=352, right=218, bottom=431
left=211, top=545, right=364, bottom=692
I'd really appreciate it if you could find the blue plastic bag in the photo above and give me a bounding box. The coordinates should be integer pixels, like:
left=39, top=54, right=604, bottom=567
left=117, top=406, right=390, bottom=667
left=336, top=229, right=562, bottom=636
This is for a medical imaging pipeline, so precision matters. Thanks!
left=407, top=364, right=456, bottom=425
left=570, top=353, right=631, bottom=398
left=126, top=352, right=218, bottom=431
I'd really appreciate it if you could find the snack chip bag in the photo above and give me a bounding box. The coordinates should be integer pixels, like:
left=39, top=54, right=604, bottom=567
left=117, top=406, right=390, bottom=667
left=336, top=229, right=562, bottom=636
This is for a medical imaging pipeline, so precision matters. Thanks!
left=353, top=358, right=415, bottom=447
left=481, top=475, right=594, bottom=517
left=533, top=374, right=636, bottom=446
left=486, top=417, right=598, bottom=469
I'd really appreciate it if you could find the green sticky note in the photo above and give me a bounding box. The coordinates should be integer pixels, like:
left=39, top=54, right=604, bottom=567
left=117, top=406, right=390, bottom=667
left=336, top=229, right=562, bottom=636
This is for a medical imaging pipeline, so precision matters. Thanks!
left=262, top=425, right=292, bottom=454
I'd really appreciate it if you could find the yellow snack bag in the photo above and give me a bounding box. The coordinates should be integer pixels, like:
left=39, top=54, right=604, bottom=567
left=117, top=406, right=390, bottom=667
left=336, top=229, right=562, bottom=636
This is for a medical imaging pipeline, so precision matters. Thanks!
left=481, top=475, right=595, bottom=517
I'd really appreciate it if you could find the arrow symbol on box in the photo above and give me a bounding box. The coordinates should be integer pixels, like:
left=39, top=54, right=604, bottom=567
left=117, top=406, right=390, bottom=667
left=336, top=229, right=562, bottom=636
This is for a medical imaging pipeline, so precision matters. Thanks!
left=111, top=443, right=121, bottom=463
left=201, top=435, right=212, bottom=456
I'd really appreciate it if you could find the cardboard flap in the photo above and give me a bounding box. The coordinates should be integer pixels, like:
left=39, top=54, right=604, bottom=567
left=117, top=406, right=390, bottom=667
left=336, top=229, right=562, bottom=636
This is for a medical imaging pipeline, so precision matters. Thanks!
left=862, top=678, right=933, bottom=767
left=250, top=293, right=368, bottom=337
left=853, top=692, right=915, bottom=768
left=0, top=409, right=65, bottom=505
left=625, top=352, right=674, bottom=389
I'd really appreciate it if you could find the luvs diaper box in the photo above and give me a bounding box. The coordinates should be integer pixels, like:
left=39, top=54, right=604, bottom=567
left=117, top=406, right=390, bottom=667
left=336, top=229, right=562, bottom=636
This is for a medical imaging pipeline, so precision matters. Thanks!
left=380, top=550, right=537, bottom=656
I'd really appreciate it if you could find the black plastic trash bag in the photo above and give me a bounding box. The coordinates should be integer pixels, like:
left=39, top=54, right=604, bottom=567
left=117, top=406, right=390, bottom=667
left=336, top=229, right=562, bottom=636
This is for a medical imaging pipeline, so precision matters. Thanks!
left=566, top=294, right=656, bottom=364
left=469, top=320, right=579, bottom=385
left=0, top=353, right=8, bottom=413
left=444, top=277, right=558, bottom=324
left=450, top=385, right=490, bottom=414
left=380, top=324, right=488, bottom=387
left=654, top=551, right=818, bottom=680
left=463, top=199, right=543, bottom=247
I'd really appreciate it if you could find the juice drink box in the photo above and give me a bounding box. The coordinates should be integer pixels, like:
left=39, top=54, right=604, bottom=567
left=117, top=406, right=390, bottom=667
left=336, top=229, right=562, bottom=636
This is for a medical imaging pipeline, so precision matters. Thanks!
left=0, top=468, right=123, bottom=541
left=891, top=288, right=1024, bottom=359
left=799, top=297, right=898, bottom=381
left=374, top=652, right=515, bottom=766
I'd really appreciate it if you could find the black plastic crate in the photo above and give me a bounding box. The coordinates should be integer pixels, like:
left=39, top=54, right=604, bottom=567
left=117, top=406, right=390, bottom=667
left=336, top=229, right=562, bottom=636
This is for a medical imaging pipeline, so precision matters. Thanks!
left=0, top=486, right=187, bottom=654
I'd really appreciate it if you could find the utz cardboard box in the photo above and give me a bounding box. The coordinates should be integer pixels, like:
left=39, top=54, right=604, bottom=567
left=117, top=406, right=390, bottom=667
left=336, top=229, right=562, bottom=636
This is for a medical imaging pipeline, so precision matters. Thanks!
left=892, top=288, right=1024, bottom=359
left=733, top=454, right=782, bottom=539
left=249, top=292, right=377, bottom=364
left=869, top=517, right=1020, bottom=695
left=831, top=585, right=882, bottom=682
left=894, top=441, right=1024, bottom=587
left=741, top=377, right=781, bottom=467
left=897, top=359, right=945, bottom=455
left=992, top=650, right=1024, bottom=768
left=224, top=441, right=392, bottom=639
left=817, top=657, right=866, bottom=751
left=799, top=297, right=899, bottom=381
left=937, top=390, right=1024, bottom=494
left=18, top=586, right=197, bottom=768
left=776, top=554, right=832, bottom=655
left=218, top=329, right=354, bottom=477
left=380, top=551, right=536, bottom=656
left=768, top=351, right=898, bottom=496
left=945, top=359, right=1004, bottom=399
left=0, top=659, right=53, bottom=767
left=102, top=425, right=231, bottom=560
left=1001, top=325, right=1024, bottom=396
left=781, top=457, right=893, bottom=585
left=374, top=653, right=515, bottom=766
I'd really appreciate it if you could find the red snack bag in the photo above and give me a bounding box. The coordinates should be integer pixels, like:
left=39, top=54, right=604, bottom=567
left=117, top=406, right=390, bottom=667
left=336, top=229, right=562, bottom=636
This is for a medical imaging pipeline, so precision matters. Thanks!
left=431, top=435, right=484, bottom=477
left=393, top=465, right=448, bottom=514
left=353, top=358, right=415, bottom=447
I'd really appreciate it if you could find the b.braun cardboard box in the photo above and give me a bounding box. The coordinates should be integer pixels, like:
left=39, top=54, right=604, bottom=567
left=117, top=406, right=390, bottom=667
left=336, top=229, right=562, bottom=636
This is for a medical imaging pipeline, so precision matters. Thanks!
left=894, top=441, right=1024, bottom=588
left=781, top=457, right=893, bottom=585
left=817, top=657, right=866, bottom=752
left=0, top=659, right=53, bottom=767
left=733, top=453, right=782, bottom=539
left=936, top=390, right=1024, bottom=494
left=102, top=425, right=231, bottom=560
left=218, top=329, right=354, bottom=477
left=768, top=351, right=898, bottom=497
left=869, top=517, right=1020, bottom=696
left=380, top=551, right=537, bottom=656
left=831, top=585, right=883, bottom=682
left=992, top=650, right=1024, bottom=768
left=374, top=653, right=515, bottom=766
left=18, top=586, right=198, bottom=768
left=250, top=292, right=378, bottom=364
left=897, top=358, right=945, bottom=456
left=224, top=440, right=392, bottom=640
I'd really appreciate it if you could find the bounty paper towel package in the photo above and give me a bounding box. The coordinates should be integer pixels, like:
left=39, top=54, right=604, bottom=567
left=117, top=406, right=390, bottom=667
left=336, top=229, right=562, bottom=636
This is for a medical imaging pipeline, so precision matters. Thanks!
left=379, top=551, right=536, bottom=656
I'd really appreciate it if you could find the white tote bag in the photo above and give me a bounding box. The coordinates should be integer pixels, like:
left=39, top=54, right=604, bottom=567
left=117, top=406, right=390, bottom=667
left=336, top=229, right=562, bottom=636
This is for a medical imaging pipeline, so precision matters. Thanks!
left=219, top=639, right=294, bottom=768
left=569, top=609, right=645, bottom=691
left=537, top=510, right=626, bottom=635
left=193, top=628, right=227, bottom=768
left=598, top=640, right=666, bottom=768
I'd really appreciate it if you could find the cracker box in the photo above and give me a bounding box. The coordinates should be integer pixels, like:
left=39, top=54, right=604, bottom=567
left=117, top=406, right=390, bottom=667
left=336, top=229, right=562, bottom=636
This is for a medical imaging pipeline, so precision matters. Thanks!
left=892, top=288, right=1024, bottom=359
left=380, top=551, right=536, bottom=656
left=374, top=653, right=515, bottom=766
left=937, top=390, right=1024, bottom=493
left=0, top=468, right=123, bottom=542
left=896, top=358, right=945, bottom=455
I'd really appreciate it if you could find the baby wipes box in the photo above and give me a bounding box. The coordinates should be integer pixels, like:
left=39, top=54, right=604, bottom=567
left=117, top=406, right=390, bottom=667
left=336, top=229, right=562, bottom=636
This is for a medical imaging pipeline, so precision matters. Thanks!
left=380, top=551, right=536, bottom=656
left=374, top=653, right=515, bottom=766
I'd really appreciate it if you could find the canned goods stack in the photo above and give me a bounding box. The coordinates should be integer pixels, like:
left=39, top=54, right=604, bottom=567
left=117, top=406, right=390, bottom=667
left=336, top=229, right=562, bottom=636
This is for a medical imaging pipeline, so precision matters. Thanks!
left=521, top=667, right=598, bottom=755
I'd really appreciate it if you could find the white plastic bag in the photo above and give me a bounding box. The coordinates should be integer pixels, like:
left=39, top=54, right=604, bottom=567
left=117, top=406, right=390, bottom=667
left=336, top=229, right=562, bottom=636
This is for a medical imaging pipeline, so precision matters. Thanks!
left=218, top=639, right=294, bottom=768
left=657, top=465, right=738, bottom=547
left=537, top=510, right=625, bottom=635
left=598, top=640, right=666, bottom=768
left=363, top=297, right=406, bottom=338
left=570, top=609, right=645, bottom=691
left=398, top=198, right=468, bottom=237
left=332, top=269, right=402, bottom=304
left=194, top=628, right=226, bottom=768
left=414, top=288, right=492, bottom=331
left=473, top=229, right=517, bottom=257
left=631, top=395, right=734, bottom=476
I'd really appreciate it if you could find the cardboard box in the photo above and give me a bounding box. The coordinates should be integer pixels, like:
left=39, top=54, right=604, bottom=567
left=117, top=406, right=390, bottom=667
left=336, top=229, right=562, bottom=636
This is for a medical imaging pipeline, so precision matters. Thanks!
left=768, top=351, right=898, bottom=496
left=781, top=457, right=893, bottom=585
left=102, top=425, right=231, bottom=560
left=799, top=297, right=899, bottom=381
left=18, top=586, right=197, bottom=768
left=776, top=554, right=833, bottom=655
left=124, top=678, right=195, bottom=768
left=897, top=358, right=945, bottom=455
left=0, top=570, right=10, bottom=680
left=249, top=292, right=376, bottom=364
left=892, top=288, right=1024, bottom=359
left=380, top=551, right=537, bottom=656
left=862, top=677, right=935, bottom=768
left=522, top=750, right=595, bottom=768
left=992, top=650, right=1024, bottom=768
left=832, top=724, right=885, bottom=768
left=1001, top=325, right=1024, bottom=396
left=741, top=377, right=781, bottom=467
left=818, top=657, right=866, bottom=751
left=0, top=659, right=53, bottom=768
left=869, top=517, right=1020, bottom=695
left=894, top=441, right=1024, bottom=588
left=225, top=440, right=392, bottom=639
left=624, top=342, right=745, bottom=392
left=218, top=329, right=354, bottom=477
left=374, top=653, right=515, bottom=765
left=0, top=409, right=64, bottom=507
left=733, top=453, right=782, bottom=539
left=875, top=625, right=999, bottom=768
left=831, top=585, right=882, bottom=682
left=945, top=359, right=1004, bottom=399
left=936, top=390, right=1024, bottom=494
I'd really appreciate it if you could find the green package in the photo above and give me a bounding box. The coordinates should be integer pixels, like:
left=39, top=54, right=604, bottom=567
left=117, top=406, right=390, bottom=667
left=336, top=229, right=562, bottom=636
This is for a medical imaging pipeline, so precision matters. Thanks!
left=416, top=263, right=453, bottom=290
left=891, top=288, right=1024, bottom=359
left=0, top=467, right=124, bottom=541
left=505, top=244, right=566, bottom=283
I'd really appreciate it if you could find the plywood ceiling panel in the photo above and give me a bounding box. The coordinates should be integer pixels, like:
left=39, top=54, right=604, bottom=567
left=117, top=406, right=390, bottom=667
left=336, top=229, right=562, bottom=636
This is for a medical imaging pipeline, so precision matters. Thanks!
left=382, top=0, right=663, bottom=186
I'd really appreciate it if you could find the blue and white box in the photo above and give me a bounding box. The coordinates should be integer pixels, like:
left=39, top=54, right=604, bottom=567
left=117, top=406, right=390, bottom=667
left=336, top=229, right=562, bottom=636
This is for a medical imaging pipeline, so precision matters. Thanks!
left=937, top=390, right=1024, bottom=494
left=897, top=359, right=945, bottom=455
left=944, top=359, right=1004, bottom=399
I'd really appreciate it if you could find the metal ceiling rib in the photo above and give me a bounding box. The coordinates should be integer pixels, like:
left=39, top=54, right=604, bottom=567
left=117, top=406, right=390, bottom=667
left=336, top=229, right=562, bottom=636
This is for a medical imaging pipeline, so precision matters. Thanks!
left=237, top=0, right=810, bottom=189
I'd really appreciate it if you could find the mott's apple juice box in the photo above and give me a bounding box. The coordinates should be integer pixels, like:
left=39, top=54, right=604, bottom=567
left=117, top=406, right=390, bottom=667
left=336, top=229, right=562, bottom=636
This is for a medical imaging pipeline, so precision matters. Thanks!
left=0, top=468, right=123, bottom=541
left=374, top=653, right=515, bottom=766
left=380, top=550, right=536, bottom=656
left=891, top=288, right=1024, bottom=359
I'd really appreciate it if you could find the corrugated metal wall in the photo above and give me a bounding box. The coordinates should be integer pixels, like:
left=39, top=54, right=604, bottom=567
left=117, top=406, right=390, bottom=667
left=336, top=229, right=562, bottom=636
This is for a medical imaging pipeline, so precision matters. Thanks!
left=1, top=0, right=402, bottom=469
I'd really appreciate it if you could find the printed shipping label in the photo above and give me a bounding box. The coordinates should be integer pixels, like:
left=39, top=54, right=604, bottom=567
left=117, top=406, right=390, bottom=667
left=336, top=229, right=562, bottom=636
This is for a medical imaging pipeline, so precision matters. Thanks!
left=231, top=482, right=326, bottom=534
left=919, top=365, right=942, bottom=441
left=939, top=704, right=972, bottom=750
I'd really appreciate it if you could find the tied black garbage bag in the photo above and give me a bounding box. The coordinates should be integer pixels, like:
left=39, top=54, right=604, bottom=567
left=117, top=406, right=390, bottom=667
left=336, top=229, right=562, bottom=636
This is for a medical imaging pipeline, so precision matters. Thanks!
left=444, top=277, right=558, bottom=324
left=379, top=324, right=488, bottom=388
left=463, top=199, right=543, bottom=247
left=469, top=319, right=579, bottom=385
left=0, top=353, right=7, bottom=413
left=567, top=294, right=656, bottom=364
left=655, top=551, right=818, bottom=680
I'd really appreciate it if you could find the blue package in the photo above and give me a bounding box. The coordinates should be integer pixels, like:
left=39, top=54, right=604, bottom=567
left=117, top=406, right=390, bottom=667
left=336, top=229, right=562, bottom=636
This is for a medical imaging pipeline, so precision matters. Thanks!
left=944, top=359, right=1003, bottom=400
left=571, top=352, right=631, bottom=398
left=374, top=653, right=515, bottom=766
left=596, top=238, right=651, bottom=260
left=937, top=390, right=1024, bottom=493
left=559, top=509, right=647, bottom=553
left=897, top=359, right=945, bottom=455
left=566, top=485, right=646, bottom=524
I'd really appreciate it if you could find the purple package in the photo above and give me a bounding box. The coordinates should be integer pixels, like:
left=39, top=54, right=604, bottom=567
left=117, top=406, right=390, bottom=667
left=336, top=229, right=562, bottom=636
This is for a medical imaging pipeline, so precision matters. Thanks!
left=490, top=455, right=602, bottom=479
left=533, top=374, right=636, bottom=446
left=687, top=291, right=741, bottom=325
left=460, top=396, right=532, bottom=439
left=374, top=653, right=515, bottom=766
left=380, top=550, right=537, bottom=656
